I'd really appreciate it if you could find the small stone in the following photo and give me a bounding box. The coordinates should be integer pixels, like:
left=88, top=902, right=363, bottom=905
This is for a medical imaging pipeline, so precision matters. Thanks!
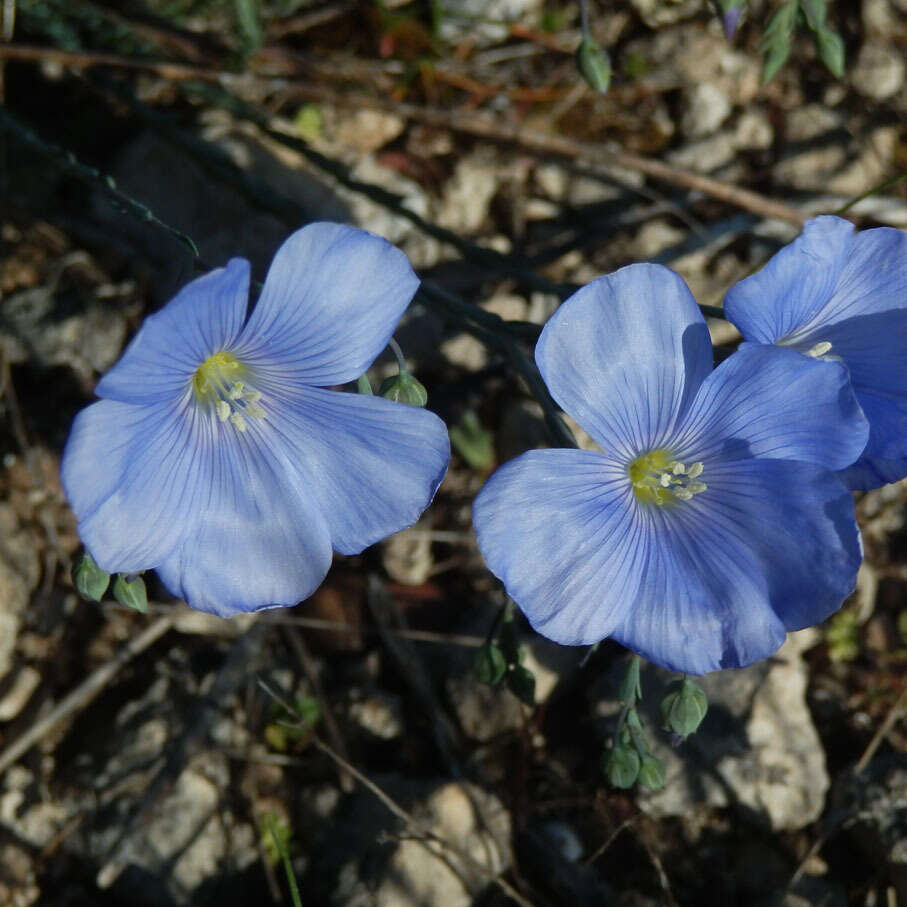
left=347, top=155, right=431, bottom=245
left=681, top=83, right=733, bottom=139
left=851, top=44, right=906, bottom=100
left=350, top=692, right=404, bottom=740
left=630, top=0, right=703, bottom=27
left=332, top=109, right=405, bottom=154
left=437, top=152, right=499, bottom=234
left=668, top=133, right=736, bottom=173
left=733, top=110, right=774, bottom=151
left=635, top=220, right=685, bottom=259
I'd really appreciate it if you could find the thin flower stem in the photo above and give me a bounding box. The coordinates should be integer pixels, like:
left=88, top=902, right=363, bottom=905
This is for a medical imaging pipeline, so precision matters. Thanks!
left=579, top=0, right=591, bottom=38
left=388, top=337, right=407, bottom=373
left=266, top=815, right=302, bottom=907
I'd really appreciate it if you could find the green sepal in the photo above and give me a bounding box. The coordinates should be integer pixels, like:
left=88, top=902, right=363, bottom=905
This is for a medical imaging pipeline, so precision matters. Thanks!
left=356, top=374, right=374, bottom=395
left=618, top=655, right=642, bottom=704
left=605, top=744, right=641, bottom=789
left=659, top=677, right=708, bottom=738
left=815, top=28, right=845, bottom=78
left=72, top=553, right=110, bottom=602
left=112, top=573, right=148, bottom=614
left=576, top=37, right=612, bottom=95
left=378, top=371, right=428, bottom=407
left=474, top=644, right=507, bottom=686
left=637, top=755, right=666, bottom=791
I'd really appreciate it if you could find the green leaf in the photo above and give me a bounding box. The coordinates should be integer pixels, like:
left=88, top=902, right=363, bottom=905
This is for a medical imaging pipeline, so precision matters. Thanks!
left=816, top=28, right=845, bottom=78
left=759, top=0, right=798, bottom=82
left=449, top=410, right=495, bottom=473
left=234, top=0, right=263, bottom=55
left=506, top=665, right=536, bottom=706
left=474, top=644, right=507, bottom=686
left=800, top=0, right=827, bottom=31
left=762, top=38, right=792, bottom=83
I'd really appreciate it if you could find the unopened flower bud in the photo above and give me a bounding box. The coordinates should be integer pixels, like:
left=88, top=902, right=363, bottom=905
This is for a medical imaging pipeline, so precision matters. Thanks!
left=113, top=573, right=148, bottom=614
left=474, top=644, right=506, bottom=686
left=660, top=677, right=708, bottom=738
left=379, top=372, right=428, bottom=407
left=605, top=744, right=640, bottom=789
left=637, top=754, right=666, bottom=791
left=72, top=553, right=110, bottom=602
left=715, top=0, right=746, bottom=40
left=576, top=37, right=611, bottom=95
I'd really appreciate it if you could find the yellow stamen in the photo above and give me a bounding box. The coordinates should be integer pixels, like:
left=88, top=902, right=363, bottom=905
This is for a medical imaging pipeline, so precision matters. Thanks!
left=628, top=449, right=707, bottom=506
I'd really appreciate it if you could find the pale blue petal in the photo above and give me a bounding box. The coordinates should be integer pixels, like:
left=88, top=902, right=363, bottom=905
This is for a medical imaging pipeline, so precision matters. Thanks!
left=61, top=394, right=206, bottom=574
left=232, top=223, right=419, bottom=387
left=677, top=458, right=862, bottom=635
left=672, top=344, right=868, bottom=470
left=473, top=451, right=860, bottom=674
left=96, top=260, right=250, bottom=404
left=473, top=449, right=648, bottom=646
left=263, top=388, right=449, bottom=555
left=723, top=216, right=854, bottom=344
left=535, top=264, right=712, bottom=460
left=789, top=225, right=907, bottom=340
left=153, top=415, right=334, bottom=616
left=839, top=387, right=907, bottom=489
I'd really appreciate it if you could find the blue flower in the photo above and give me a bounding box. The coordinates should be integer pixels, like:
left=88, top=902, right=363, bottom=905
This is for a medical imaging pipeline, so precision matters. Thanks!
left=472, top=264, right=867, bottom=674
left=724, top=215, right=907, bottom=490
left=62, top=223, right=450, bottom=616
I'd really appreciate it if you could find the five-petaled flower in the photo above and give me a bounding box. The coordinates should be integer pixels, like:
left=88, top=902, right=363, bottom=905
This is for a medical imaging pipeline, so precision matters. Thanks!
left=472, top=264, right=868, bottom=674
left=62, top=223, right=450, bottom=616
left=724, top=215, right=907, bottom=490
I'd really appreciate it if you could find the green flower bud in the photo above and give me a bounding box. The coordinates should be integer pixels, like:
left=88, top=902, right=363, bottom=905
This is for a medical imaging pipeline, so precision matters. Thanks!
left=576, top=37, right=611, bottom=95
left=378, top=372, right=428, bottom=407
left=605, top=744, right=640, bottom=789
left=637, top=755, right=666, bottom=791
left=113, top=573, right=148, bottom=614
left=72, top=553, right=110, bottom=602
left=660, top=677, right=708, bottom=738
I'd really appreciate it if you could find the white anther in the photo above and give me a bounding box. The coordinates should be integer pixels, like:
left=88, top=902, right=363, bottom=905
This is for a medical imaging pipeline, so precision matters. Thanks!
left=660, top=473, right=673, bottom=487
left=216, top=400, right=231, bottom=422
left=688, top=481, right=707, bottom=494
left=244, top=390, right=262, bottom=403
left=687, top=462, right=704, bottom=478
left=229, top=412, right=247, bottom=432
left=245, top=403, right=266, bottom=420
left=228, top=382, right=245, bottom=400
left=674, top=488, right=694, bottom=501
left=672, top=463, right=686, bottom=475
left=806, top=340, right=833, bottom=358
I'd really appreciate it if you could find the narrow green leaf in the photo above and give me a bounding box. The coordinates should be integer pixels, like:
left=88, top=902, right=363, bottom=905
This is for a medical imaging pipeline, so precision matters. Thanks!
left=800, top=0, right=827, bottom=31
left=474, top=644, right=507, bottom=686
left=816, top=28, right=845, bottom=78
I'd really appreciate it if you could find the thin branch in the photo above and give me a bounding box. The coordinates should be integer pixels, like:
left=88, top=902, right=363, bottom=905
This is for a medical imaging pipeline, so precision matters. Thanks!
left=0, top=614, right=175, bottom=775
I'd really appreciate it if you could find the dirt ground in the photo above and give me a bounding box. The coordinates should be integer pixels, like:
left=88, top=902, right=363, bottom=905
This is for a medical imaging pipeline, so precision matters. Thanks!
left=2, top=1, right=907, bottom=904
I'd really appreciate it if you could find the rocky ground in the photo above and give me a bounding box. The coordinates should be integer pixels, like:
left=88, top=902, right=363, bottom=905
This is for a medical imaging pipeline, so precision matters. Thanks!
left=1, top=0, right=907, bottom=904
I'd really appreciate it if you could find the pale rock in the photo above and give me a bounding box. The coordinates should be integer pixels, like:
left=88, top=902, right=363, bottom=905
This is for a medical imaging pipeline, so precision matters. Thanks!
left=733, top=110, right=774, bottom=151
left=668, top=133, right=736, bottom=173
left=0, top=506, right=40, bottom=685
left=567, top=174, right=622, bottom=206
left=851, top=44, right=906, bottom=100
left=863, top=0, right=902, bottom=34
left=347, top=155, right=431, bottom=245
left=774, top=105, right=847, bottom=191
left=631, top=0, right=703, bottom=27
left=440, top=331, right=488, bottom=371
left=381, top=525, right=434, bottom=586
left=827, top=126, right=899, bottom=197
left=527, top=292, right=559, bottom=325
left=331, top=109, right=406, bottom=153
left=437, top=152, right=499, bottom=234
left=350, top=692, right=404, bottom=740
left=635, top=220, right=686, bottom=259
left=376, top=783, right=510, bottom=907
left=439, top=0, right=543, bottom=44
left=596, top=631, right=828, bottom=830
left=534, top=163, right=568, bottom=199
left=681, top=83, right=733, bottom=139
left=171, top=606, right=256, bottom=637
left=524, top=198, right=559, bottom=221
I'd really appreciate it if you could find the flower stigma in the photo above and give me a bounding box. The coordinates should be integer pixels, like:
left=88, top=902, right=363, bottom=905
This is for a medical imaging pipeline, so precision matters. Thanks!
left=628, top=449, right=706, bottom=506
left=192, top=351, right=266, bottom=432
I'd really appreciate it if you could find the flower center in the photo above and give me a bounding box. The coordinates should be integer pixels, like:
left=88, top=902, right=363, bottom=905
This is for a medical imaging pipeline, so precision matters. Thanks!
left=628, top=449, right=706, bottom=506
left=192, top=351, right=266, bottom=433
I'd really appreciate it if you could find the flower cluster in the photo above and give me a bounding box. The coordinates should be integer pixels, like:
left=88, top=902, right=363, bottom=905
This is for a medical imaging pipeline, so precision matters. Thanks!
left=474, top=216, right=907, bottom=675
left=63, top=215, right=907, bottom=677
